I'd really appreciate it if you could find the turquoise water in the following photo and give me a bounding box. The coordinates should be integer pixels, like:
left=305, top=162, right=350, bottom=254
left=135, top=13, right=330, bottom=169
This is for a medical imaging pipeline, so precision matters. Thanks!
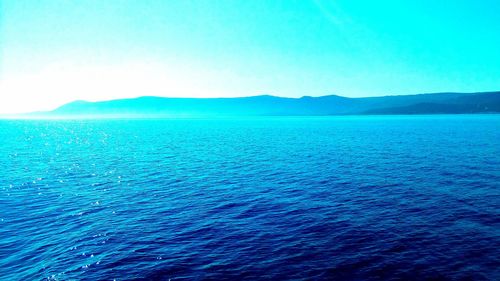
left=0, top=116, right=499, bottom=280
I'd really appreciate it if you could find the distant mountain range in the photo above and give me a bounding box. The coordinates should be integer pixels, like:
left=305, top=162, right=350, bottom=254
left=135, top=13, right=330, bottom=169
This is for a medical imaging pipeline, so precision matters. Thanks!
left=36, top=91, right=500, bottom=117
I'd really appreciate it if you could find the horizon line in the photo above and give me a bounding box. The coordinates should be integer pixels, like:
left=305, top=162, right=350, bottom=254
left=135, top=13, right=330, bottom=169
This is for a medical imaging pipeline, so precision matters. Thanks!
left=0, top=90, right=498, bottom=117
left=55, top=89, right=500, bottom=104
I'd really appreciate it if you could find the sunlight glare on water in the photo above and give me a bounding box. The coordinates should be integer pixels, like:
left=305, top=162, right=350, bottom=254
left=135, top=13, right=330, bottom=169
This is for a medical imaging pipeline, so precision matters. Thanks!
left=0, top=116, right=499, bottom=280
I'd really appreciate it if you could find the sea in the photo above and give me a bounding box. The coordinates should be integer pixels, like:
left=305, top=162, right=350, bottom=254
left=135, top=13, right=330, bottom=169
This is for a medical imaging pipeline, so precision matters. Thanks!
left=0, top=115, right=499, bottom=280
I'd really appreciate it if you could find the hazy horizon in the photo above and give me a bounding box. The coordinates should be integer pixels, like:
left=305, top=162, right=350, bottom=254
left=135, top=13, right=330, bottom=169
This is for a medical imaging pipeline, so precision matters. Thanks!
left=2, top=2, right=500, bottom=279
left=0, top=90, right=495, bottom=119
left=1, top=1, right=499, bottom=114
left=8, top=90, right=500, bottom=116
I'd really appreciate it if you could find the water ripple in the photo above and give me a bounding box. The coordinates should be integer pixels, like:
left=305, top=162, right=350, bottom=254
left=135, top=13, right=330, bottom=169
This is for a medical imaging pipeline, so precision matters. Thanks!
left=0, top=116, right=499, bottom=280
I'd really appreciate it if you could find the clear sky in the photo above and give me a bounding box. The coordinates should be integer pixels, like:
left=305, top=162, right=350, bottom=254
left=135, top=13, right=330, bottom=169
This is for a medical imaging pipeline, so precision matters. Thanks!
left=0, top=0, right=499, bottom=114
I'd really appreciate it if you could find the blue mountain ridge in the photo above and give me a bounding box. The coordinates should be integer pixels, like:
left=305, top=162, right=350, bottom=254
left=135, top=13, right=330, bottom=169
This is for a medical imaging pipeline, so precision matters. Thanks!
left=41, top=91, right=500, bottom=117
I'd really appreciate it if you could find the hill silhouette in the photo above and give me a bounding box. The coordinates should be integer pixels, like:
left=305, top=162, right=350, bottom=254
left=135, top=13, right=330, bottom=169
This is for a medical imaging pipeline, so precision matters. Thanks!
left=41, top=91, right=500, bottom=117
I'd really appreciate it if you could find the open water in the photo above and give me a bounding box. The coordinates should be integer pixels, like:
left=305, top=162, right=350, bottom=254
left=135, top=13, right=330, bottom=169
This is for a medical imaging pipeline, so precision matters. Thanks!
left=0, top=116, right=499, bottom=280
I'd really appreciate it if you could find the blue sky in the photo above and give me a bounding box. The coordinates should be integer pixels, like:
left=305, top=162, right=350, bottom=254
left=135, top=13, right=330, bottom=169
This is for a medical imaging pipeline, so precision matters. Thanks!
left=0, top=0, right=499, bottom=113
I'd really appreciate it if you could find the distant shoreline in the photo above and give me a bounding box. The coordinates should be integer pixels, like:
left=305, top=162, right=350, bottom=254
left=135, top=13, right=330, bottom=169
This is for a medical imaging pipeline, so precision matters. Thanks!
left=3, top=91, right=500, bottom=118
left=2, top=113, right=500, bottom=121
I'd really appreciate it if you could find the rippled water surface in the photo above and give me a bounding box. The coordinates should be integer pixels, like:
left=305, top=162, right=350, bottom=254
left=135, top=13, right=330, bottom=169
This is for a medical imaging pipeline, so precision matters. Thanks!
left=1, top=116, right=499, bottom=280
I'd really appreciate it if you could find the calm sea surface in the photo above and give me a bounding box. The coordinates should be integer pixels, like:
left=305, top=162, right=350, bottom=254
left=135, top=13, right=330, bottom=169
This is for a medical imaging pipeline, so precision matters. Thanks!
left=0, top=116, right=499, bottom=280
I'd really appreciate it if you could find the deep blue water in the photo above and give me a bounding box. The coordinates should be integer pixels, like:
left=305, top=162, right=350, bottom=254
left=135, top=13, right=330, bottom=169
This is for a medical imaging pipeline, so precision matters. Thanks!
left=0, top=116, right=499, bottom=280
